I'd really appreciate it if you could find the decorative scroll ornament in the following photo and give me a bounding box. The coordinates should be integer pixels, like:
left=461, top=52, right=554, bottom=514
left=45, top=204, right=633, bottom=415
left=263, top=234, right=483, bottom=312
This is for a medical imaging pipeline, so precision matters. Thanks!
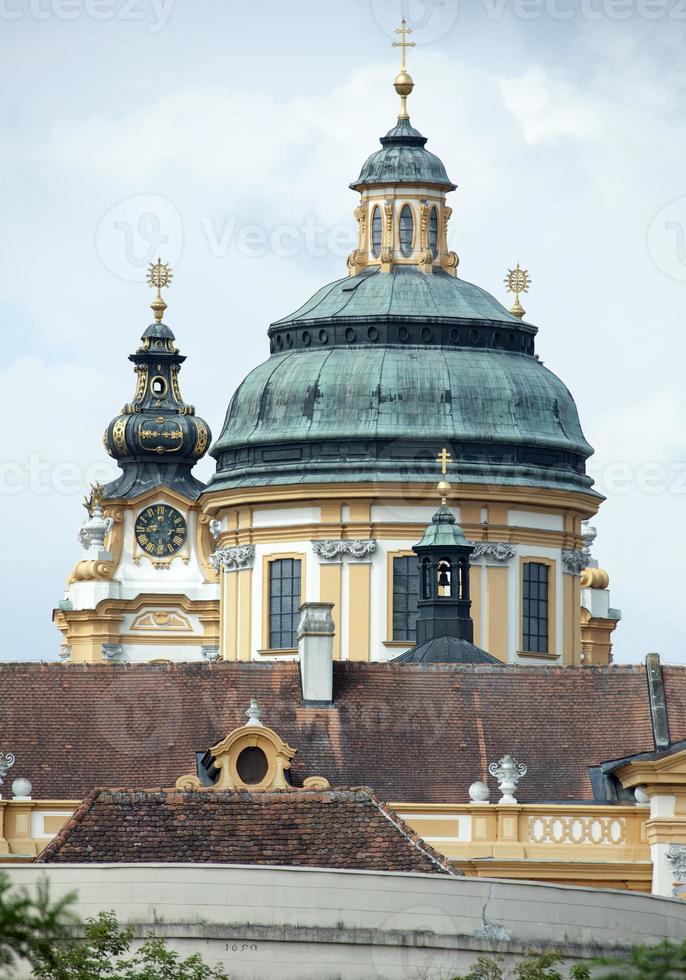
left=667, top=844, right=686, bottom=882
left=209, top=545, right=256, bottom=572
left=488, top=754, right=527, bottom=804
left=0, top=751, right=16, bottom=790
left=470, top=542, right=516, bottom=564
left=562, top=548, right=591, bottom=576
left=312, top=540, right=376, bottom=562
left=101, top=643, right=123, bottom=661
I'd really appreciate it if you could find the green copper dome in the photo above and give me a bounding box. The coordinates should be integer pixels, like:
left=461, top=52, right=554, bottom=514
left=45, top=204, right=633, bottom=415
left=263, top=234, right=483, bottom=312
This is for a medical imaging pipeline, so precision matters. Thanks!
left=272, top=267, right=522, bottom=329
left=351, top=119, right=455, bottom=191
left=209, top=266, right=594, bottom=495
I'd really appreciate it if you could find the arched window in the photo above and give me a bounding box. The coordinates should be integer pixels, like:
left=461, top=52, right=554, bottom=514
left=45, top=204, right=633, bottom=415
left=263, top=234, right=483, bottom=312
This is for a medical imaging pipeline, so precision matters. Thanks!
left=429, top=207, right=438, bottom=258
left=399, top=205, right=414, bottom=256
left=371, top=206, right=382, bottom=257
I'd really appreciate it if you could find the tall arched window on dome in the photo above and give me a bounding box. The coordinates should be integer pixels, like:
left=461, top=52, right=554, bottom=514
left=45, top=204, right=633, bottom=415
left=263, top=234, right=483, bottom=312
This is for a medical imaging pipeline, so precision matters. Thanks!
left=399, top=205, right=414, bottom=256
left=371, top=206, right=382, bottom=257
left=429, top=207, right=438, bottom=258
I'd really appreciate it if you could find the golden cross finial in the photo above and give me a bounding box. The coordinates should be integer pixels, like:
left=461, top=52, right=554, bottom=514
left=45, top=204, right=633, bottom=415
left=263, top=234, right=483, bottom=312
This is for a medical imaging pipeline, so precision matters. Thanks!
left=392, top=18, right=415, bottom=72
left=504, top=262, right=531, bottom=320
left=146, top=257, right=173, bottom=323
left=436, top=447, right=452, bottom=504
left=437, top=447, right=452, bottom=476
left=392, top=18, right=416, bottom=120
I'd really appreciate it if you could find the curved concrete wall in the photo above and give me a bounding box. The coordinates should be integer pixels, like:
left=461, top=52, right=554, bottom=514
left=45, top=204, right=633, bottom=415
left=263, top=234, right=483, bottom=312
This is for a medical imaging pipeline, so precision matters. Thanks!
left=7, top=864, right=686, bottom=979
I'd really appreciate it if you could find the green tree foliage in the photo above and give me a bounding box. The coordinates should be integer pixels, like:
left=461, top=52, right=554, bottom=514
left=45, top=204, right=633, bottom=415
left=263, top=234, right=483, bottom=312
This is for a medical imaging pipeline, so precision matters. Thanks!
left=35, top=910, right=231, bottom=980
left=455, top=943, right=686, bottom=980
left=454, top=950, right=591, bottom=979
left=0, top=872, right=76, bottom=975
left=592, top=940, right=686, bottom=979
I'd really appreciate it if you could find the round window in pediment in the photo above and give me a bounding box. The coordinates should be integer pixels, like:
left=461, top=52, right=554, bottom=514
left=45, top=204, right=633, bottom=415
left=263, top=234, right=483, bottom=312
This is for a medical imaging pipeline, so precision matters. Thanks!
left=236, top=746, right=269, bottom=785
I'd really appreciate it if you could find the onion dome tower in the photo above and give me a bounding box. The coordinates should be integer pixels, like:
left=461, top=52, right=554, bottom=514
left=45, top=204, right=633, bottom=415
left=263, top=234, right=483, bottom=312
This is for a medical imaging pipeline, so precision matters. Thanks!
left=394, top=451, right=500, bottom=666
left=103, top=260, right=211, bottom=500
left=55, top=262, right=220, bottom=666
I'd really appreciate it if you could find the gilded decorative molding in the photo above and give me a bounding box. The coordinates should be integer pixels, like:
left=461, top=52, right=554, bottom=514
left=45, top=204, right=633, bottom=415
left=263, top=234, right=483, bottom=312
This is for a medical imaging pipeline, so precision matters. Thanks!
left=470, top=542, right=516, bottom=564
left=209, top=545, right=256, bottom=572
left=312, top=540, right=376, bottom=562
left=130, top=610, right=192, bottom=632
left=562, top=548, right=591, bottom=576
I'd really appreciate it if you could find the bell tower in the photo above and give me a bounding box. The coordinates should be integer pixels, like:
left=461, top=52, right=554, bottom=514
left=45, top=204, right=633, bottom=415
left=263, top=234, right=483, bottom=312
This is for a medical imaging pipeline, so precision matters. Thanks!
left=394, top=451, right=500, bottom=666
left=54, top=262, right=220, bottom=665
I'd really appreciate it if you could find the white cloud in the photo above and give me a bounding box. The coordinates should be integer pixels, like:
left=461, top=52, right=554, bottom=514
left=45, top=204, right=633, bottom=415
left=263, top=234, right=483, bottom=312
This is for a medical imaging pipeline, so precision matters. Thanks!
left=498, top=65, right=606, bottom=143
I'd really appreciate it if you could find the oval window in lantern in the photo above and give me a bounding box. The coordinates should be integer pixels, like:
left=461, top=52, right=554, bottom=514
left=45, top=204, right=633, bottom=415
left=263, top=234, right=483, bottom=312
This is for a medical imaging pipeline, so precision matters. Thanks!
left=399, top=205, right=414, bottom=256
left=429, top=207, right=438, bottom=258
left=371, top=206, right=382, bottom=257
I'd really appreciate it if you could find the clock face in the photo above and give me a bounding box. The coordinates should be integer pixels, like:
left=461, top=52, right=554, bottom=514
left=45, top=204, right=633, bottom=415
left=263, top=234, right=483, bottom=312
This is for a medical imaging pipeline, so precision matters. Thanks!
left=135, top=505, right=187, bottom=558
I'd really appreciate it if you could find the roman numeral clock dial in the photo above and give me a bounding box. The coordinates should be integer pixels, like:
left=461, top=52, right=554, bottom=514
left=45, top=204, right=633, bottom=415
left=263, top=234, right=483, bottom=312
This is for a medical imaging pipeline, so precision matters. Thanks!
left=135, top=505, right=187, bottom=558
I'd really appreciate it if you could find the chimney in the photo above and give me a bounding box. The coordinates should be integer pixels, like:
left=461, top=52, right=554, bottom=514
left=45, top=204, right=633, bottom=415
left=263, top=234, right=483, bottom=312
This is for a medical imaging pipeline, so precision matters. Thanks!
left=298, top=602, right=334, bottom=705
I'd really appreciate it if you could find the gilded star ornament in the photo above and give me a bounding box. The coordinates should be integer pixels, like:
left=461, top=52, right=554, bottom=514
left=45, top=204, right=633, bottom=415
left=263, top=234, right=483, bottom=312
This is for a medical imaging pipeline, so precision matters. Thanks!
left=147, top=258, right=173, bottom=323
left=504, top=262, right=531, bottom=319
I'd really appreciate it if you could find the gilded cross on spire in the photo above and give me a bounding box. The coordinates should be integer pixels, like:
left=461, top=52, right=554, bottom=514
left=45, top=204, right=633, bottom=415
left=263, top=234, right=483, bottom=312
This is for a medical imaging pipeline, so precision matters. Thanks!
left=392, top=18, right=416, bottom=120
left=437, top=447, right=452, bottom=476
left=392, top=18, right=415, bottom=71
left=436, top=447, right=452, bottom=504
left=147, top=257, right=173, bottom=323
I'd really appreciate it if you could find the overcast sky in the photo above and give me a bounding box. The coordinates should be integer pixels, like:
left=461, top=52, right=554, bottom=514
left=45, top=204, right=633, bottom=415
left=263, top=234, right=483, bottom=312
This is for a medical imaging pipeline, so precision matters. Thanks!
left=2, top=0, right=685, bottom=664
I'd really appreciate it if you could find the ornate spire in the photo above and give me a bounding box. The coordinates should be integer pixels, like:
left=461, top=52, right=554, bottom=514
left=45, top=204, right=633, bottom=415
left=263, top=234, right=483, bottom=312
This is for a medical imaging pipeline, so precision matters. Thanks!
left=504, top=262, right=531, bottom=320
left=392, top=19, right=416, bottom=120
left=101, top=264, right=211, bottom=501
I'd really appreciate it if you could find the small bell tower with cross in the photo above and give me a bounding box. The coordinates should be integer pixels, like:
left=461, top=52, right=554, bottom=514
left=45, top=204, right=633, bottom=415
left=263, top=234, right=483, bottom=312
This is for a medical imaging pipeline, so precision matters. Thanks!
left=393, top=449, right=500, bottom=665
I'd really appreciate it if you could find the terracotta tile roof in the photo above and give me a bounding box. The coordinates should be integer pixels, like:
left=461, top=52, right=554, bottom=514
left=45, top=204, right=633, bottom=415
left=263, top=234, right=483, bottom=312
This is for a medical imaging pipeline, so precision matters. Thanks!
left=36, top=786, right=453, bottom=873
left=0, top=662, right=663, bottom=804
left=662, top=667, right=686, bottom=742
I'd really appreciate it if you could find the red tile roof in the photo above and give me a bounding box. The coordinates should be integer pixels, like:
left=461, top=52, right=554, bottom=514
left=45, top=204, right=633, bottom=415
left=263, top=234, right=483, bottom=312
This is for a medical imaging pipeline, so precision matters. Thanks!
left=0, top=661, right=668, bottom=804
left=36, top=786, right=453, bottom=873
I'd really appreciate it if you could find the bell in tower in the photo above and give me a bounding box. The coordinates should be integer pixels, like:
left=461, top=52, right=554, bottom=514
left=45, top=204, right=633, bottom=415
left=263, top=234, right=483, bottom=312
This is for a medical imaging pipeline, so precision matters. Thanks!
left=394, top=450, right=501, bottom=666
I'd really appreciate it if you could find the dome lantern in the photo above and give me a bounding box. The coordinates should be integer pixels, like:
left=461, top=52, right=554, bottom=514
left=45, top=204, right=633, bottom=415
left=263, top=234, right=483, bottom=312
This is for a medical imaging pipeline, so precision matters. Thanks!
left=347, top=21, right=459, bottom=278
